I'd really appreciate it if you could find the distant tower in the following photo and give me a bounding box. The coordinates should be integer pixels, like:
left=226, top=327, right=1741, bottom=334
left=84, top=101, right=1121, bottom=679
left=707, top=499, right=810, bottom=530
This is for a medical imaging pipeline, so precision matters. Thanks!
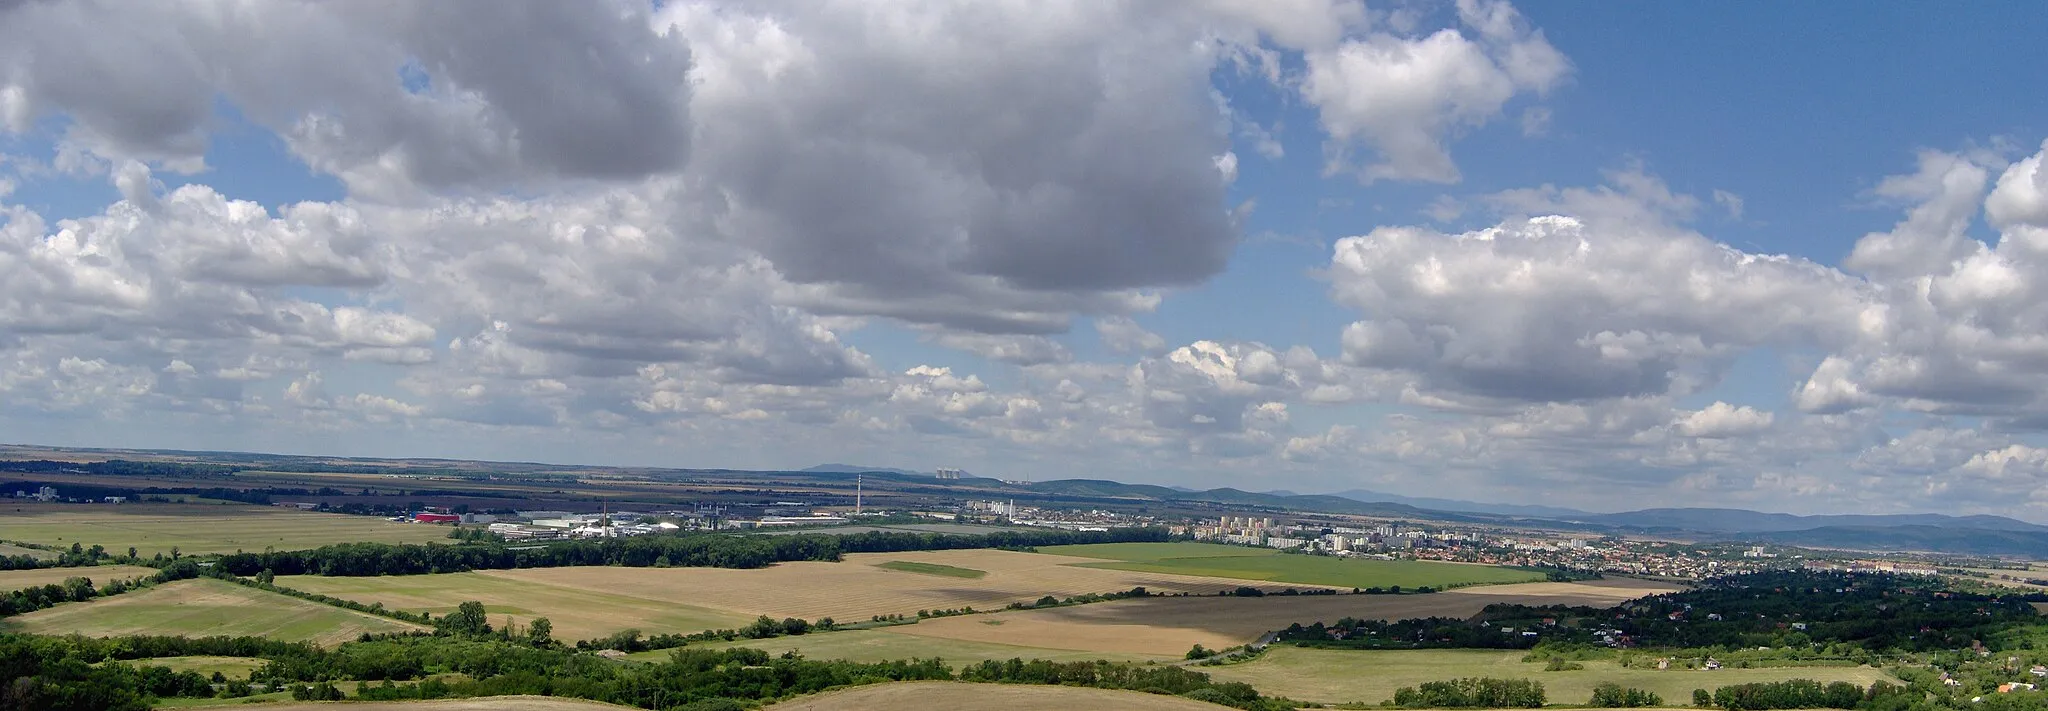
left=855, top=474, right=863, bottom=515
left=935, top=468, right=962, bottom=480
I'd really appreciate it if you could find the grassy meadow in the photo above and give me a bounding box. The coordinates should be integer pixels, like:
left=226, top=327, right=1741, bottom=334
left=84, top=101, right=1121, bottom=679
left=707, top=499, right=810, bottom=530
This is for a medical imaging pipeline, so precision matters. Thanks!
left=1200, top=647, right=1900, bottom=706
left=0, top=502, right=452, bottom=556
left=1044, top=542, right=1546, bottom=589
left=1, top=578, right=425, bottom=645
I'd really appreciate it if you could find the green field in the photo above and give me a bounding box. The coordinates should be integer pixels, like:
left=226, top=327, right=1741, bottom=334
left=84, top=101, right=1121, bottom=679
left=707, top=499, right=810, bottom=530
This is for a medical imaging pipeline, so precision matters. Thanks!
left=625, top=628, right=1171, bottom=666
left=113, top=656, right=267, bottom=680
left=1044, top=542, right=1545, bottom=589
left=0, top=578, right=426, bottom=645
left=1201, top=647, right=1900, bottom=706
left=0, top=502, right=452, bottom=555
left=278, top=572, right=749, bottom=643
left=874, top=561, right=987, bottom=579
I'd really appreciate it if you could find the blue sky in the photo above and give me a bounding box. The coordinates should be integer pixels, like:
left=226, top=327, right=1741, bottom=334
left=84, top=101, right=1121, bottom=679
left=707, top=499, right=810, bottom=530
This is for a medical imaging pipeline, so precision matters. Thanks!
left=5, top=1, right=2048, bottom=518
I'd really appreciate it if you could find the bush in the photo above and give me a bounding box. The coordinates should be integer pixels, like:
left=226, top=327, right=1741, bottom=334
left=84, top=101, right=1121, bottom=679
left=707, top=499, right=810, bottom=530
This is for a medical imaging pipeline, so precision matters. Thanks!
left=1393, top=677, right=1545, bottom=708
left=1589, top=682, right=1663, bottom=707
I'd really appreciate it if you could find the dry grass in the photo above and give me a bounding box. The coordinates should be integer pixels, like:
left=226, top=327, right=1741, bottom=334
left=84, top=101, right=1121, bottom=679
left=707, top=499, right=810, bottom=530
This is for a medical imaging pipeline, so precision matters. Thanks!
left=0, top=542, right=56, bottom=559
left=0, top=578, right=426, bottom=645
left=278, top=572, right=749, bottom=643
left=894, top=578, right=1680, bottom=656
left=767, top=681, right=1232, bottom=710
left=0, top=564, right=158, bottom=592
left=0, top=502, right=451, bottom=555
left=235, top=696, right=630, bottom=710
left=484, top=549, right=1337, bottom=623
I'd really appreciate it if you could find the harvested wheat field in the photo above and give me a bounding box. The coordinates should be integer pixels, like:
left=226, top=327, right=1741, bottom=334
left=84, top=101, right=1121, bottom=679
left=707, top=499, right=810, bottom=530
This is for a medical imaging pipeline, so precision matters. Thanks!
left=0, top=564, right=158, bottom=592
left=255, top=696, right=630, bottom=710
left=767, top=681, right=1232, bottom=710
left=894, top=578, right=1680, bottom=657
left=0, top=578, right=427, bottom=645
left=482, top=549, right=1336, bottom=622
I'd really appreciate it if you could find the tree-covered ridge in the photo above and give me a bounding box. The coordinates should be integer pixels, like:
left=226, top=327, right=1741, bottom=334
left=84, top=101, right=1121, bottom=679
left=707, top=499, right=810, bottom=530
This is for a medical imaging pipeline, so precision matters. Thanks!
left=1279, top=571, right=2046, bottom=653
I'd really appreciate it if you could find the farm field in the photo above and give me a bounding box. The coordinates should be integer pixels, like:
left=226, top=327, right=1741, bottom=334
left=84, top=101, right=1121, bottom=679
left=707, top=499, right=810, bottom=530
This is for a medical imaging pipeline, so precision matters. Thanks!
left=896, top=578, right=1680, bottom=656
left=480, top=549, right=1325, bottom=623
left=116, top=656, right=266, bottom=680
left=277, top=572, right=749, bottom=643
left=766, top=681, right=1232, bottom=710
left=1045, top=542, right=1546, bottom=589
left=1200, top=647, right=1900, bottom=706
left=0, top=564, right=158, bottom=592
left=0, top=578, right=426, bottom=645
left=0, top=502, right=452, bottom=555
left=628, top=628, right=1173, bottom=665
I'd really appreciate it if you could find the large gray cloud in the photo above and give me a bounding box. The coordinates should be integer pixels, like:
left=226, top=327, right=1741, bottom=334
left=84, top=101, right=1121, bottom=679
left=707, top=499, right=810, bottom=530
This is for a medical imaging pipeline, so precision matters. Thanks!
left=0, top=0, right=693, bottom=191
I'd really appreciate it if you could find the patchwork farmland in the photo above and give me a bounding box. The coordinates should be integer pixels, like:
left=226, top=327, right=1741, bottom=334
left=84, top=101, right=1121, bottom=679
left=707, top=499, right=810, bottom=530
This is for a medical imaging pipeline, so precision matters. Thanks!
left=0, top=502, right=452, bottom=556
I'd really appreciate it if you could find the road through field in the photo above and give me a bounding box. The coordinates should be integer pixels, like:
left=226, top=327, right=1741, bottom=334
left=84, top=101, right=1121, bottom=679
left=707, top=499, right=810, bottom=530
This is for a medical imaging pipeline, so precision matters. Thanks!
left=894, top=578, right=1679, bottom=656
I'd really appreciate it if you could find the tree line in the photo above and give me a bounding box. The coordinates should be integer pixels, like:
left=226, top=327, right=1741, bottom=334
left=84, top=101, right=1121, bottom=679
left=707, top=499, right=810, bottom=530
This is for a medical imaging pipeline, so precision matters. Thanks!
left=1392, top=677, right=1548, bottom=707
left=212, top=526, right=1171, bottom=577
left=3, top=629, right=1298, bottom=711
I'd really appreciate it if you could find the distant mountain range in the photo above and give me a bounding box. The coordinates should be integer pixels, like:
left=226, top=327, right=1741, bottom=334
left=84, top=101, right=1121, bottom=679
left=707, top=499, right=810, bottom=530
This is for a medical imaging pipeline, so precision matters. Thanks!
left=1575, top=508, right=2048, bottom=534
left=801, top=463, right=934, bottom=477
left=1325, top=489, right=1594, bottom=519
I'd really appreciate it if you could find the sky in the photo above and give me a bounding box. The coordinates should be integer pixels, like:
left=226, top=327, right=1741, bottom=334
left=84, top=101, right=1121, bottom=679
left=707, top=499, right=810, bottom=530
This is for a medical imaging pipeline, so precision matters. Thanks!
left=4, top=1, right=2048, bottom=520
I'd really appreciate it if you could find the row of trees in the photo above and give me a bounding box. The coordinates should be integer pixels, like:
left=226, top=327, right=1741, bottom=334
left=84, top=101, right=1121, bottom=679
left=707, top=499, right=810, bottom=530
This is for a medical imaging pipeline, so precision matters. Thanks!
left=212, top=526, right=1171, bottom=578
left=1700, top=679, right=1913, bottom=710
left=1391, top=677, right=1548, bottom=708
